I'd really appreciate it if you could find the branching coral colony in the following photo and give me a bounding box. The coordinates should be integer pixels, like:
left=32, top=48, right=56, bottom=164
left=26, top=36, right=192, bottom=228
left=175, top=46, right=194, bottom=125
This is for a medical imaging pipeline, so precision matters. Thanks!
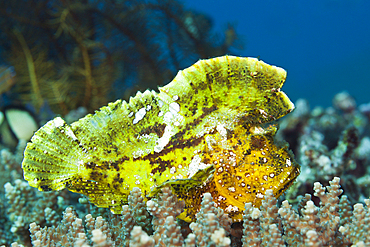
left=6, top=177, right=370, bottom=246
left=21, top=55, right=300, bottom=223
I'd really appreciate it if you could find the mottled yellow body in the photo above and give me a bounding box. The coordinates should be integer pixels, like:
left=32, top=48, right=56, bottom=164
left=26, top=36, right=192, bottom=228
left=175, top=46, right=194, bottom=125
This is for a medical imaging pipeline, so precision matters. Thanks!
left=22, top=56, right=300, bottom=222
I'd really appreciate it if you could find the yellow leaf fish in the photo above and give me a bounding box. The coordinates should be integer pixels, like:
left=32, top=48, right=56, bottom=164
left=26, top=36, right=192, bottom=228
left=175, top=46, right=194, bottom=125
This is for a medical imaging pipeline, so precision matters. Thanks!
left=22, top=56, right=300, bottom=222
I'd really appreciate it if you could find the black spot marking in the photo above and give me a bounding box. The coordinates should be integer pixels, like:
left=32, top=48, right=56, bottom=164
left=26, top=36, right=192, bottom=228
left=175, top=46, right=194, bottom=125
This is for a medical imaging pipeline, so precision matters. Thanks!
left=150, top=158, right=172, bottom=174
left=139, top=123, right=166, bottom=138
left=40, top=185, right=52, bottom=191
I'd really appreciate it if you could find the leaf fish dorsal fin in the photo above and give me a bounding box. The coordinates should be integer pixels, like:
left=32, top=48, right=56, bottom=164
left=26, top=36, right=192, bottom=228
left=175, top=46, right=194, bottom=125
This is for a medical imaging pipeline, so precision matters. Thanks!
left=162, top=56, right=294, bottom=126
left=22, top=55, right=299, bottom=220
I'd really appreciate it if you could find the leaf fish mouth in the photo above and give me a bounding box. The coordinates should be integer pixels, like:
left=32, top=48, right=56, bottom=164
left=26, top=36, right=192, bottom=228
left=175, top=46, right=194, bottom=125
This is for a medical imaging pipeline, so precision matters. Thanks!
left=286, top=107, right=295, bottom=114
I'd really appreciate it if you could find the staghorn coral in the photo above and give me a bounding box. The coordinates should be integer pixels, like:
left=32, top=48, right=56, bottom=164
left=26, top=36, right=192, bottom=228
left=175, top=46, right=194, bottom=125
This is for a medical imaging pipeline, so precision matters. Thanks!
left=278, top=177, right=343, bottom=246
left=127, top=188, right=152, bottom=234
left=339, top=200, right=370, bottom=245
left=146, top=186, right=185, bottom=244
left=3, top=176, right=370, bottom=246
left=0, top=140, right=27, bottom=189
left=242, top=177, right=370, bottom=246
left=189, top=192, right=231, bottom=246
left=241, top=190, right=284, bottom=247
left=0, top=140, right=67, bottom=245
left=19, top=187, right=231, bottom=247
left=29, top=207, right=85, bottom=246
left=128, top=226, right=154, bottom=247
left=4, top=180, right=59, bottom=234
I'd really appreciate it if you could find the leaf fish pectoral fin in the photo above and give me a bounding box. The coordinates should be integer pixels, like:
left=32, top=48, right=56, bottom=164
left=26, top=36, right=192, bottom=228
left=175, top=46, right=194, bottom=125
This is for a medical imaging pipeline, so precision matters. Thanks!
left=68, top=178, right=127, bottom=213
left=150, top=166, right=213, bottom=198
left=150, top=166, right=215, bottom=222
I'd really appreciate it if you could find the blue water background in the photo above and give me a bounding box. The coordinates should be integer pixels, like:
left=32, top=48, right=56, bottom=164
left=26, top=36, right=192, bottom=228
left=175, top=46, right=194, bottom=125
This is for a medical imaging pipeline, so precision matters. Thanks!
left=182, top=0, right=370, bottom=108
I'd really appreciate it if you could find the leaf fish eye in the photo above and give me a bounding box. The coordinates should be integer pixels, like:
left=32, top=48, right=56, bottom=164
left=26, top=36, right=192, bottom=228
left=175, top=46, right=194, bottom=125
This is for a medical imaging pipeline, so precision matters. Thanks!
left=250, top=136, right=265, bottom=150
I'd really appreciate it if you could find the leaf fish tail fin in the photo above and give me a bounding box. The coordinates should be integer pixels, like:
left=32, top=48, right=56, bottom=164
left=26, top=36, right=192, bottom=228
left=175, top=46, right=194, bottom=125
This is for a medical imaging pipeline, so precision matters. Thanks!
left=22, top=117, right=81, bottom=192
